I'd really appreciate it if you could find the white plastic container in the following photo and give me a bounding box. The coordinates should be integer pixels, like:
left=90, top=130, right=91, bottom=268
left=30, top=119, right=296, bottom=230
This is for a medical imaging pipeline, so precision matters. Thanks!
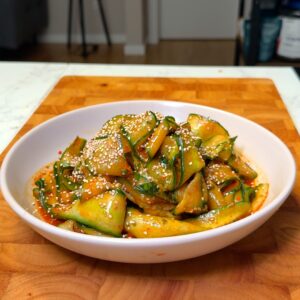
left=277, top=13, right=300, bottom=59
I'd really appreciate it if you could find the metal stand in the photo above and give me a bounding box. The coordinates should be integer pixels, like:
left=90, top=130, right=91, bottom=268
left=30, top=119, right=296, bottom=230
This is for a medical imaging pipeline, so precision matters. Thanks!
left=246, top=0, right=261, bottom=65
left=97, top=0, right=111, bottom=46
left=234, top=0, right=245, bottom=65
left=67, top=0, right=73, bottom=50
left=67, top=0, right=111, bottom=57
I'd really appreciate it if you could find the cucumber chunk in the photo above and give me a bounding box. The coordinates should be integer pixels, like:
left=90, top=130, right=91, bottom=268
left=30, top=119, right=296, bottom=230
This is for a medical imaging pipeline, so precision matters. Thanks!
left=125, top=208, right=201, bottom=238
left=174, top=135, right=205, bottom=188
left=53, top=190, right=127, bottom=237
left=207, top=182, right=233, bottom=210
left=121, top=111, right=157, bottom=147
left=85, top=135, right=132, bottom=176
left=60, top=136, right=86, bottom=166
left=187, top=201, right=251, bottom=229
left=188, top=114, right=229, bottom=140
left=118, top=177, right=175, bottom=212
left=146, top=118, right=170, bottom=159
left=251, top=183, right=269, bottom=212
left=204, top=162, right=239, bottom=189
left=200, top=135, right=235, bottom=161
left=174, top=172, right=208, bottom=215
left=99, top=114, right=135, bottom=136
left=160, top=135, right=180, bottom=164
left=228, top=154, right=258, bottom=180
left=147, top=158, right=175, bottom=191
left=58, top=220, right=113, bottom=237
left=182, top=145, right=205, bottom=185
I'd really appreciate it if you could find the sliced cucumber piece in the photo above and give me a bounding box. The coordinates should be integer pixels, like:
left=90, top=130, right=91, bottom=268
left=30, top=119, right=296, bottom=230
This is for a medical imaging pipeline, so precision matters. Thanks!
left=223, top=183, right=255, bottom=205
left=99, top=114, right=135, bottom=136
left=241, top=184, right=255, bottom=203
left=204, top=162, right=239, bottom=189
left=251, top=183, right=269, bottom=212
left=182, top=145, right=205, bottom=186
left=60, top=136, right=86, bottom=166
left=160, top=135, right=180, bottom=164
left=174, top=134, right=205, bottom=188
left=187, top=201, right=251, bottom=229
left=187, top=114, right=229, bottom=140
left=228, top=154, right=258, bottom=180
left=58, top=219, right=75, bottom=231
left=125, top=208, right=201, bottom=238
left=146, top=158, right=175, bottom=191
left=207, top=182, right=233, bottom=210
left=85, top=135, right=132, bottom=176
left=200, top=135, right=235, bottom=161
left=80, top=176, right=112, bottom=201
left=160, top=135, right=180, bottom=188
left=53, top=190, right=127, bottom=237
left=174, top=172, right=208, bottom=215
left=172, top=182, right=187, bottom=204
left=165, top=116, right=179, bottom=132
left=118, top=177, right=174, bottom=211
left=146, top=118, right=170, bottom=159
left=121, top=111, right=157, bottom=147
left=58, top=219, right=113, bottom=236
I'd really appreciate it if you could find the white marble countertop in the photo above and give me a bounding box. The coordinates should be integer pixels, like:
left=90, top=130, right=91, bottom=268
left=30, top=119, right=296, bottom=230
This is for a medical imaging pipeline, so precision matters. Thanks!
left=0, top=62, right=299, bottom=155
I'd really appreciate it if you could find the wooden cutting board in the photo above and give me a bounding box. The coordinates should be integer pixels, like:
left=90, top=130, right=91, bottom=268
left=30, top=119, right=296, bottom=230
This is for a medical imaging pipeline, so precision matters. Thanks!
left=0, top=76, right=299, bottom=300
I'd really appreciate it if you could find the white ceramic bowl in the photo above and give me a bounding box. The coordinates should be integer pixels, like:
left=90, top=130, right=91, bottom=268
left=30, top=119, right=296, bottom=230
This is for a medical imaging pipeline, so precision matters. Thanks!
left=0, top=101, right=296, bottom=263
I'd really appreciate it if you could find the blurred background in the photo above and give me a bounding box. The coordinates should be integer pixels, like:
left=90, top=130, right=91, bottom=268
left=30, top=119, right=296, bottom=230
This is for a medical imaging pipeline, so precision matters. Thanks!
left=0, top=0, right=299, bottom=69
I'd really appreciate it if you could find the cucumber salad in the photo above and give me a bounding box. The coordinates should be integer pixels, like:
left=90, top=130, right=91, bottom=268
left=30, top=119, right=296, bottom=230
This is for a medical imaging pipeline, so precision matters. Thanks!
left=32, top=112, right=268, bottom=238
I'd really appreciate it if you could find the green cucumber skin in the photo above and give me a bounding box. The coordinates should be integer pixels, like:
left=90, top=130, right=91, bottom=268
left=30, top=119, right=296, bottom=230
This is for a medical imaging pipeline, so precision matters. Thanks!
left=60, top=137, right=86, bottom=164
left=228, top=154, right=258, bottom=180
left=54, top=190, right=126, bottom=237
left=53, top=162, right=61, bottom=195
left=146, top=117, right=170, bottom=159
left=174, top=135, right=184, bottom=189
left=34, top=178, right=49, bottom=211
left=146, top=158, right=175, bottom=192
left=121, top=111, right=157, bottom=148
left=188, top=113, right=229, bottom=140
left=187, top=201, right=251, bottom=229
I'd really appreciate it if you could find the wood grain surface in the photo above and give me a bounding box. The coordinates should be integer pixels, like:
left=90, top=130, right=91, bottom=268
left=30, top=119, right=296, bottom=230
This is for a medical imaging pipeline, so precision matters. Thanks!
left=0, top=76, right=299, bottom=300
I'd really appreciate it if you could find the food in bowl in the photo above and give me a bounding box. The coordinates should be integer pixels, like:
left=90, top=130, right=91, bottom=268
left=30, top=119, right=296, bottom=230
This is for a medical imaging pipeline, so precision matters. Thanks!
left=31, top=111, right=268, bottom=238
left=1, top=100, right=295, bottom=263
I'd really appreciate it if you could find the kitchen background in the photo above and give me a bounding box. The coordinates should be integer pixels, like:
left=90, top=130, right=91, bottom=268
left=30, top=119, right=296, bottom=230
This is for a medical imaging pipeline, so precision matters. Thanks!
left=0, top=0, right=299, bottom=71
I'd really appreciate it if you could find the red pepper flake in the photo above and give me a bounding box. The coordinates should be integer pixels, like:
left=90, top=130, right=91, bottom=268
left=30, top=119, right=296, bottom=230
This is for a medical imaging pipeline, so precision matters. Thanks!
left=58, top=150, right=62, bottom=155
left=35, top=199, right=61, bottom=226
left=244, top=179, right=255, bottom=187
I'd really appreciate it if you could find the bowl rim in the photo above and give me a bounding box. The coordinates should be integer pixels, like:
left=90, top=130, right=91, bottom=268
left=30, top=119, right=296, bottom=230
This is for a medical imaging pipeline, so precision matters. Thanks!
left=0, top=100, right=297, bottom=247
